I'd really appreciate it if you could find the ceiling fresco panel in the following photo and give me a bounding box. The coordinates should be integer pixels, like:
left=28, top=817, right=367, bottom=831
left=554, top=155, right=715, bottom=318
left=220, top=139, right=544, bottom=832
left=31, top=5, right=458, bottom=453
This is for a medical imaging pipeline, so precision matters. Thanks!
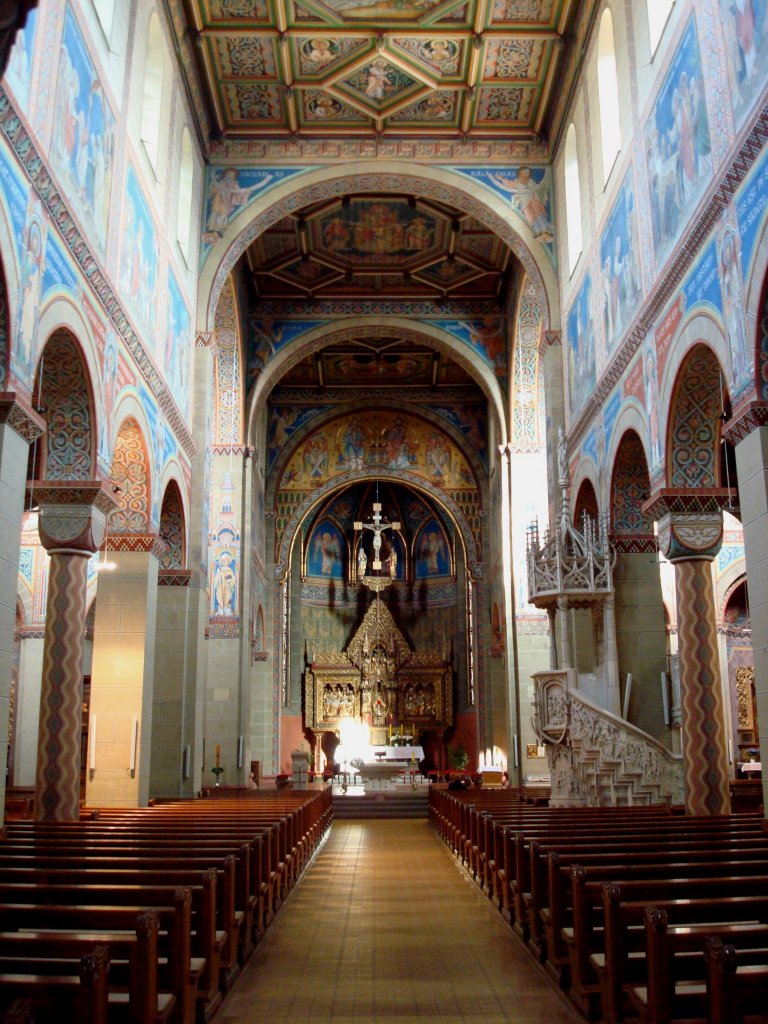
left=178, top=0, right=583, bottom=142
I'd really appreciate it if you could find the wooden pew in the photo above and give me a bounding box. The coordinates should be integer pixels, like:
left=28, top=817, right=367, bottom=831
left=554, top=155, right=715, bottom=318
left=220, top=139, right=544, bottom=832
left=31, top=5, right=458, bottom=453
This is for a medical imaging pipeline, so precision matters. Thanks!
left=705, top=937, right=768, bottom=1024
left=0, top=912, right=175, bottom=1024
left=0, top=892, right=197, bottom=1024
left=587, top=884, right=768, bottom=1023
left=0, top=876, right=220, bottom=1022
left=0, top=944, right=109, bottom=1024
left=627, top=906, right=768, bottom=1024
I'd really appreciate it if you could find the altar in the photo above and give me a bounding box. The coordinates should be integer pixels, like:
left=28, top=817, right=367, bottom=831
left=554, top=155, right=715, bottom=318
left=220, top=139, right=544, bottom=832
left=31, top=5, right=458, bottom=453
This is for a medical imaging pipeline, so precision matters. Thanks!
left=371, top=745, right=425, bottom=762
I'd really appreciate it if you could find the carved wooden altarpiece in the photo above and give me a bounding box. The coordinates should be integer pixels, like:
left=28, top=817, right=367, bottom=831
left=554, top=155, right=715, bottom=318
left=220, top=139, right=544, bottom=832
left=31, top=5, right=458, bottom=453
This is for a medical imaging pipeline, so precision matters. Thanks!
left=304, top=595, right=452, bottom=739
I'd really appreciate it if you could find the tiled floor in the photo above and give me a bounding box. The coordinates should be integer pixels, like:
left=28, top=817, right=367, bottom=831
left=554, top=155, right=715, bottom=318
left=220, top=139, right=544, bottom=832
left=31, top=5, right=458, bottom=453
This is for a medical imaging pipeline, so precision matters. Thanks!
left=220, top=820, right=583, bottom=1023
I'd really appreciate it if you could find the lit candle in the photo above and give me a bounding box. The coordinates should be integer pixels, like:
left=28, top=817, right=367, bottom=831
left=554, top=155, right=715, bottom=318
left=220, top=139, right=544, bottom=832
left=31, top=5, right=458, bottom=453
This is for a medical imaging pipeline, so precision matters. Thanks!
left=215, top=744, right=221, bottom=767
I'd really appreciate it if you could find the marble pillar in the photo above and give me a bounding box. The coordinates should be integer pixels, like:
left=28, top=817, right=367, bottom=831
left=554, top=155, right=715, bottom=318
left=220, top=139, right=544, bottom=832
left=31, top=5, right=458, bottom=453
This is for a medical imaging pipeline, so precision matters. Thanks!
left=32, top=481, right=116, bottom=821
left=645, top=489, right=732, bottom=815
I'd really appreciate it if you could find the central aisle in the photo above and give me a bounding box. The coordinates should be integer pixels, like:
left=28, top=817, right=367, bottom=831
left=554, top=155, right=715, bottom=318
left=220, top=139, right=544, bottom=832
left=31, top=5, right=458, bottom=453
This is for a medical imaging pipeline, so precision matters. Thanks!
left=221, top=820, right=582, bottom=1023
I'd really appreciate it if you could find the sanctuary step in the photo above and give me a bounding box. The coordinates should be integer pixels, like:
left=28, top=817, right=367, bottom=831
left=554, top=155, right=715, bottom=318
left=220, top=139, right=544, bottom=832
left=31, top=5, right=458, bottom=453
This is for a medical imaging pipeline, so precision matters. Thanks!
left=332, top=789, right=429, bottom=819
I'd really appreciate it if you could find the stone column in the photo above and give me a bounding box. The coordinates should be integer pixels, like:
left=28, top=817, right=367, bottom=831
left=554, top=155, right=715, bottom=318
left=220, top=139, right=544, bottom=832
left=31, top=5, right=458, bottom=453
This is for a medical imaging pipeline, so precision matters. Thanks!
left=32, top=482, right=116, bottom=821
left=602, top=594, right=621, bottom=717
left=0, top=395, right=43, bottom=820
left=725, top=402, right=768, bottom=816
left=87, top=535, right=162, bottom=808
left=644, top=489, right=732, bottom=815
left=150, top=569, right=193, bottom=797
left=557, top=595, right=572, bottom=670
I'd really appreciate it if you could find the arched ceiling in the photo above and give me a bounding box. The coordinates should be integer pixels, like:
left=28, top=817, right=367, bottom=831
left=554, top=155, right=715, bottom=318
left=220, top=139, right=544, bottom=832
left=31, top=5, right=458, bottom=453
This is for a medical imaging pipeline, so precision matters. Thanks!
left=246, top=191, right=511, bottom=300
left=175, top=0, right=584, bottom=145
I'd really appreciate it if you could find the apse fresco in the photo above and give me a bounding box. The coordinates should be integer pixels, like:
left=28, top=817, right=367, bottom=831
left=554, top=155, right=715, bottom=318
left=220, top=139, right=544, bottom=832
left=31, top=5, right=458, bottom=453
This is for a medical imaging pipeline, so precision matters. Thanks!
left=307, top=521, right=345, bottom=579
left=425, top=403, right=487, bottom=467
left=120, top=166, right=159, bottom=342
left=600, top=170, right=642, bottom=353
left=279, top=412, right=476, bottom=491
left=566, top=272, right=595, bottom=416
left=50, top=8, right=116, bottom=255
left=646, top=17, right=712, bottom=267
left=415, top=520, right=451, bottom=578
left=720, top=0, right=768, bottom=127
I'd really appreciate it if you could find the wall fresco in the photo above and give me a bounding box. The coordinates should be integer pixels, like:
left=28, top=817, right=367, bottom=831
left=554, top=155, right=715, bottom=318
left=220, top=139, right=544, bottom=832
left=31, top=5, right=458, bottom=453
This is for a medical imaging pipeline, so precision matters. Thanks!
left=720, top=0, right=767, bottom=128
left=426, top=316, right=507, bottom=374
left=646, top=16, right=712, bottom=269
left=566, top=271, right=595, bottom=417
left=4, top=7, right=37, bottom=111
left=120, top=165, right=158, bottom=344
left=415, top=518, right=451, bottom=578
left=165, top=269, right=192, bottom=420
left=202, top=166, right=308, bottom=257
left=600, top=168, right=641, bottom=353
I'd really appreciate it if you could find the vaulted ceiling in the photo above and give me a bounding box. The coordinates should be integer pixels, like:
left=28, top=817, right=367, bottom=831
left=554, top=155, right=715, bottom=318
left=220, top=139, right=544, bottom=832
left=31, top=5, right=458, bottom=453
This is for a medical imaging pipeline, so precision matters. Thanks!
left=177, top=0, right=581, bottom=143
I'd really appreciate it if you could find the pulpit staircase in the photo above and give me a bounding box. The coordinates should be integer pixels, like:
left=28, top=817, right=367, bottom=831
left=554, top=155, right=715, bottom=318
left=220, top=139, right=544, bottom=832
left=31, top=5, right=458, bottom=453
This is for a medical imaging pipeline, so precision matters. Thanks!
left=533, top=670, right=684, bottom=807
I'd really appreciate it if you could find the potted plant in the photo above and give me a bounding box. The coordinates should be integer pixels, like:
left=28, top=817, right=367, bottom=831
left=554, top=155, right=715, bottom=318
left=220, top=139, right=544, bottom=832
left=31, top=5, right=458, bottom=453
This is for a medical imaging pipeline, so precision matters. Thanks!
left=447, top=743, right=469, bottom=772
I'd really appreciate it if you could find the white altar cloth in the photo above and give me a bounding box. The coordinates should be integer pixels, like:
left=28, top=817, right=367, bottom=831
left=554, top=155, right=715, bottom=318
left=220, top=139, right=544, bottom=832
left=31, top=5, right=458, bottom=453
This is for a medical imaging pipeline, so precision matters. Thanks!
left=371, top=745, right=425, bottom=761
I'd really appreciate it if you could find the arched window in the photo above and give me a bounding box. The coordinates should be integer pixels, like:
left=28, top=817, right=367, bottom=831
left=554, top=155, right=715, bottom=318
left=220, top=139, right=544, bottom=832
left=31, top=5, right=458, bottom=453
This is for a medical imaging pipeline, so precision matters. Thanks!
left=564, top=123, right=583, bottom=274
left=140, top=14, right=164, bottom=173
left=646, top=0, right=674, bottom=57
left=177, top=128, right=194, bottom=261
left=597, top=7, right=621, bottom=184
left=92, top=0, right=115, bottom=42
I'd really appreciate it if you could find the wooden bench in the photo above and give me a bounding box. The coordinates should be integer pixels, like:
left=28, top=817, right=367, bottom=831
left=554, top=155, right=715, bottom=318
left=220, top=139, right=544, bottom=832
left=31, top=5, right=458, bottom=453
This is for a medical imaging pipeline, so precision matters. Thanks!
left=0, top=945, right=109, bottom=1024
left=0, top=912, right=175, bottom=1024
left=627, top=906, right=768, bottom=1024
left=705, top=936, right=768, bottom=1024
left=585, top=884, right=768, bottom=1022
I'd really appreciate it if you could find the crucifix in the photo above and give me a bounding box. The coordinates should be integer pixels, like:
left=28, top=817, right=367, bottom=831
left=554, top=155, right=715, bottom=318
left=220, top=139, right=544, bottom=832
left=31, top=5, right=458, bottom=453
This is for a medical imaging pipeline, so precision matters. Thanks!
left=354, top=502, right=400, bottom=572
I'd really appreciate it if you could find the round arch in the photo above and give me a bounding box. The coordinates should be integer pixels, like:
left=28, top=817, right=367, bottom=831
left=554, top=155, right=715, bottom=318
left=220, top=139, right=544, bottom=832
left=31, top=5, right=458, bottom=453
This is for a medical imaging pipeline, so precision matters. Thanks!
left=274, top=469, right=481, bottom=581
left=605, top=399, right=652, bottom=480
left=249, top=316, right=508, bottom=449
left=197, top=161, right=559, bottom=336
left=570, top=459, right=601, bottom=516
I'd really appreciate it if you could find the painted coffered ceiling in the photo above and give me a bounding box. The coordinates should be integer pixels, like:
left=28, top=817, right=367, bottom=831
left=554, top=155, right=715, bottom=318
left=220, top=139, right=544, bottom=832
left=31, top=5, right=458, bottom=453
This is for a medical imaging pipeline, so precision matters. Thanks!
left=245, top=192, right=511, bottom=299
left=176, top=0, right=580, bottom=143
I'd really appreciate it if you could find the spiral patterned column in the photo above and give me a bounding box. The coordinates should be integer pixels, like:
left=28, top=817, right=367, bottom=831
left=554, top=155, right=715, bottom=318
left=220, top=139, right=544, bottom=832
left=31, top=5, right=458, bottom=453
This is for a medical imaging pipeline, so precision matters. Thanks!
left=33, top=483, right=116, bottom=821
left=645, top=489, right=732, bottom=816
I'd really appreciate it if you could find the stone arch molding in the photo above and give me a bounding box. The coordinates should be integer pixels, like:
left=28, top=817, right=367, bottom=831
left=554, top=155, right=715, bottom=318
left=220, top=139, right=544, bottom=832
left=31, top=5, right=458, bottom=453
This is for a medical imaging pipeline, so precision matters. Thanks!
left=197, top=161, right=560, bottom=335
left=248, top=317, right=508, bottom=449
left=274, top=469, right=481, bottom=583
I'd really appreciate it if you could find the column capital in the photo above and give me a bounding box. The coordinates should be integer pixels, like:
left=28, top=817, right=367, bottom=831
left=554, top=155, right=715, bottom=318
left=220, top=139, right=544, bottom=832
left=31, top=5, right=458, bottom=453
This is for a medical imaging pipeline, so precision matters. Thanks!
left=642, top=488, right=733, bottom=561
left=722, top=400, right=768, bottom=446
left=0, top=392, right=45, bottom=443
left=30, top=481, right=118, bottom=555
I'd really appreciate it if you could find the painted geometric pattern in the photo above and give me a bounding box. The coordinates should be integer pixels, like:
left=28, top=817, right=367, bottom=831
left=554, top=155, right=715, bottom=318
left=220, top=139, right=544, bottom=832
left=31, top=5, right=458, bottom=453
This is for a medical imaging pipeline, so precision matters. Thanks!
left=675, top=559, right=731, bottom=815
left=484, top=38, right=544, bottom=79
left=110, top=419, right=150, bottom=534
left=208, top=0, right=269, bottom=17
left=669, top=346, right=723, bottom=489
left=159, top=484, right=185, bottom=569
left=476, top=85, right=533, bottom=124
left=611, top=431, right=653, bottom=535
left=35, top=553, right=87, bottom=821
left=491, top=0, right=555, bottom=21
left=214, top=35, right=277, bottom=77
left=214, top=277, right=242, bottom=445
left=224, top=83, right=284, bottom=122
left=42, top=333, right=92, bottom=481
left=511, top=276, right=542, bottom=447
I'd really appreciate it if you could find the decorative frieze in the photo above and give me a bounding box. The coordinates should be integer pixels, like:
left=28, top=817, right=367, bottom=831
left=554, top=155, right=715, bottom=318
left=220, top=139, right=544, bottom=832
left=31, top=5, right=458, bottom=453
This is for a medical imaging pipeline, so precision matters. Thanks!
left=0, top=392, right=44, bottom=442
